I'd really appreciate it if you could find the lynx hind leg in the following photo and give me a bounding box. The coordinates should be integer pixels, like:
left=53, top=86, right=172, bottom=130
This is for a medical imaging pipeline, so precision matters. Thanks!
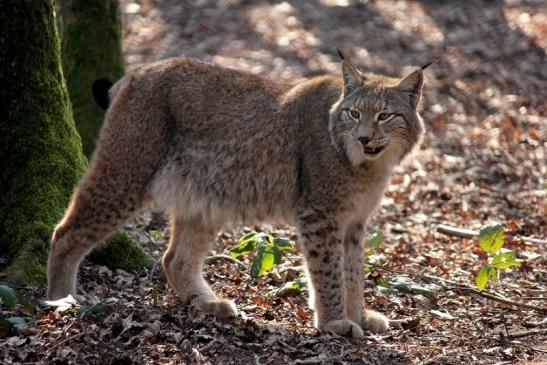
left=162, top=217, right=237, bottom=318
left=344, top=223, right=389, bottom=333
left=48, top=74, right=174, bottom=301
left=47, top=168, right=147, bottom=300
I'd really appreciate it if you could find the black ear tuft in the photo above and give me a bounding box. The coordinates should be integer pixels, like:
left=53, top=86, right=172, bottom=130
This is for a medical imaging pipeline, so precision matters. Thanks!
left=92, top=78, right=113, bottom=110
left=397, top=69, right=424, bottom=109
left=336, top=48, right=345, bottom=61
left=421, top=59, right=437, bottom=70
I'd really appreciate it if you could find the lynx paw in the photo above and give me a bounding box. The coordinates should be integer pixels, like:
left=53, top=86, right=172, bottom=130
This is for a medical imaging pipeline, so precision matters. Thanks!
left=323, top=319, right=364, bottom=338
left=189, top=299, right=238, bottom=318
left=362, top=309, right=389, bottom=333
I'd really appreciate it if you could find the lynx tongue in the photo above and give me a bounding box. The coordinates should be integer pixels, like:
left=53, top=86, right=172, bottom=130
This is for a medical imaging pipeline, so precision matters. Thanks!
left=363, top=145, right=385, bottom=155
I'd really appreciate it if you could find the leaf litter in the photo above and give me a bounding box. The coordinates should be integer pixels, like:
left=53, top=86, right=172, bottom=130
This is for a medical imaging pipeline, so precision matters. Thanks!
left=2, top=0, right=546, bottom=364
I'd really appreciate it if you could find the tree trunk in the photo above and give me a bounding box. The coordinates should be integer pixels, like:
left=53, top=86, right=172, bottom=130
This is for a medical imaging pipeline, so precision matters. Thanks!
left=0, top=0, right=151, bottom=284
left=0, top=0, right=86, bottom=284
left=58, top=0, right=125, bottom=157
left=58, top=0, right=153, bottom=271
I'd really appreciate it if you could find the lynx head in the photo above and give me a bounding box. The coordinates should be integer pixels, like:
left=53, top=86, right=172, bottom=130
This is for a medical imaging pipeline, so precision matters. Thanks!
left=329, top=56, right=425, bottom=167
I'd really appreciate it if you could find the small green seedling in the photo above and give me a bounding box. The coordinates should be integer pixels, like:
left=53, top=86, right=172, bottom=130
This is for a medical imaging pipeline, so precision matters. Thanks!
left=148, top=230, right=164, bottom=240
left=0, top=284, right=34, bottom=315
left=364, top=230, right=384, bottom=271
left=475, top=223, right=521, bottom=290
left=230, top=232, right=294, bottom=277
left=0, top=285, right=16, bottom=308
left=366, top=230, right=384, bottom=254
left=0, top=284, right=36, bottom=336
left=272, top=277, right=308, bottom=297
left=377, top=276, right=440, bottom=299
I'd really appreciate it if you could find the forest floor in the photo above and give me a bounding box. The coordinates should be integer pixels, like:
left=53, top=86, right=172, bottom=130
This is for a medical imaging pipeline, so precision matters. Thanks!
left=1, top=0, right=546, bottom=364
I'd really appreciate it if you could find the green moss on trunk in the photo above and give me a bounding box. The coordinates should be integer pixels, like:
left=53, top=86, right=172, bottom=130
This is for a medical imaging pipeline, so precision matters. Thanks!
left=89, top=231, right=153, bottom=271
left=0, top=0, right=151, bottom=284
left=59, top=0, right=125, bottom=157
left=58, top=0, right=152, bottom=271
left=0, top=0, right=86, bottom=284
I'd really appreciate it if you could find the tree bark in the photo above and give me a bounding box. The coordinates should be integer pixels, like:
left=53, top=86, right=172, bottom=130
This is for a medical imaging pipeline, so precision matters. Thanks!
left=0, top=0, right=86, bottom=284
left=58, top=0, right=153, bottom=271
left=0, top=0, right=151, bottom=284
left=58, top=0, right=125, bottom=157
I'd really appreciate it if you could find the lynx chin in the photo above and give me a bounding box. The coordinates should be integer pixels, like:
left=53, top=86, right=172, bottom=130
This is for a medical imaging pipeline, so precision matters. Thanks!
left=48, top=55, right=425, bottom=338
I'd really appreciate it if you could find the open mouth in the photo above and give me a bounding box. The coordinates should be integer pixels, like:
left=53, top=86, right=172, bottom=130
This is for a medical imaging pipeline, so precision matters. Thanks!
left=363, top=145, right=386, bottom=155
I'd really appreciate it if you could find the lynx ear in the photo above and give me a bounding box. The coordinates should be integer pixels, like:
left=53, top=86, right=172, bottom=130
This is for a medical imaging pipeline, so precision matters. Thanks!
left=341, top=60, right=364, bottom=95
left=397, top=69, right=423, bottom=109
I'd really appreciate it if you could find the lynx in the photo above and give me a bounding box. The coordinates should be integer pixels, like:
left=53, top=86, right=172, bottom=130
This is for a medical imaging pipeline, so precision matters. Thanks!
left=48, top=54, right=425, bottom=338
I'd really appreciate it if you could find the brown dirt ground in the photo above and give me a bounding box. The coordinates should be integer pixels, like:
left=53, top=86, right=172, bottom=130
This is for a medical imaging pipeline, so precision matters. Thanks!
left=1, top=1, right=546, bottom=364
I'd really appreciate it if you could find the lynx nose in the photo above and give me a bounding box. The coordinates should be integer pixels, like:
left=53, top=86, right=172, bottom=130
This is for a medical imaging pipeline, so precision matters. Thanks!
left=358, top=136, right=371, bottom=146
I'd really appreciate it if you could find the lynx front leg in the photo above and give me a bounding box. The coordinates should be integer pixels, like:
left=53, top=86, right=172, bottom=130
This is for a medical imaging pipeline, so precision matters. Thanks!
left=299, top=210, right=363, bottom=338
left=344, top=223, right=389, bottom=333
left=163, top=216, right=237, bottom=318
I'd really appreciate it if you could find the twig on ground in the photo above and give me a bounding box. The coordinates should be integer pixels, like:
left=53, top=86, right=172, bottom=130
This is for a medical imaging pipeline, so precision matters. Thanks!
left=291, top=356, right=335, bottom=365
left=437, top=224, right=476, bottom=238
left=135, top=219, right=163, bottom=251
left=47, top=332, right=87, bottom=355
left=512, top=342, right=547, bottom=354
left=501, top=328, right=547, bottom=339
left=523, top=317, right=547, bottom=328
left=132, top=219, right=164, bottom=284
left=148, top=259, right=160, bottom=283
left=13, top=327, right=39, bottom=336
left=456, top=288, right=547, bottom=314
left=436, top=224, right=547, bottom=245
left=205, top=254, right=247, bottom=269
left=501, top=312, right=510, bottom=337
left=379, top=268, right=547, bottom=313
left=152, top=284, right=159, bottom=306
left=390, top=317, right=421, bottom=330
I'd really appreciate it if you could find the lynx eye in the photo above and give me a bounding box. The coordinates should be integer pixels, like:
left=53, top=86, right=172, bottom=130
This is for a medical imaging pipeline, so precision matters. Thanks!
left=378, top=112, right=392, bottom=121
left=349, top=109, right=361, bottom=119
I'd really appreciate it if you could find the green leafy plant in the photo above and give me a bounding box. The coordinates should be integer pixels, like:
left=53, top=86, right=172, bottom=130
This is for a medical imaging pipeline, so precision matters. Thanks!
left=475, top=223, right=520, bottom=290
left=0, top=284, right=34, bottom=315
left=364, top=230, right=385, bottom=271
left=149, top=230, right=164, bottom=240
left=377, top=276, right=440, bottom=298
left=229, top=232, right=294, bottom=277
left=0, top=284, right=36, bottom=337
left=0, top=285, right=16, bottom=308
left=272, top=277, right=307, bottom=297
left=366, top=230, right=384, bottom=253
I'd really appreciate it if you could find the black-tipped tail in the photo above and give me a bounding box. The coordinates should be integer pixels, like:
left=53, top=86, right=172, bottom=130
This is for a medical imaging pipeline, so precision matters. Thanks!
left=92, top=78, right=113, bottom=110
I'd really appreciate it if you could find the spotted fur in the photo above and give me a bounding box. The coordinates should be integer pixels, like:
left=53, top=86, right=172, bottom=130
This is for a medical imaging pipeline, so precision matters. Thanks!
left=47, top=56, right=425, bottom=338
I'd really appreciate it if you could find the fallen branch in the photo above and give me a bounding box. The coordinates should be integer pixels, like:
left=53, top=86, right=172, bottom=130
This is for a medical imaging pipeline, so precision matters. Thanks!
left=390, top=317, right=421, bottom=330
left=205, top=254, right=247, bottom=269
left=456, top=287, right=547, bottom=314
left=379, top=268, right=547, bottom=314
left=523, top=318, right=547, bottom=328
left=501, top=328, right=547, bottom=339
left=13, top=327, right=39, bottom=336
left=437, top=224, right=476, bottom=239
left=47, top=332, right=87, bottom=355
left=436, top=224, right=547, bottom=245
